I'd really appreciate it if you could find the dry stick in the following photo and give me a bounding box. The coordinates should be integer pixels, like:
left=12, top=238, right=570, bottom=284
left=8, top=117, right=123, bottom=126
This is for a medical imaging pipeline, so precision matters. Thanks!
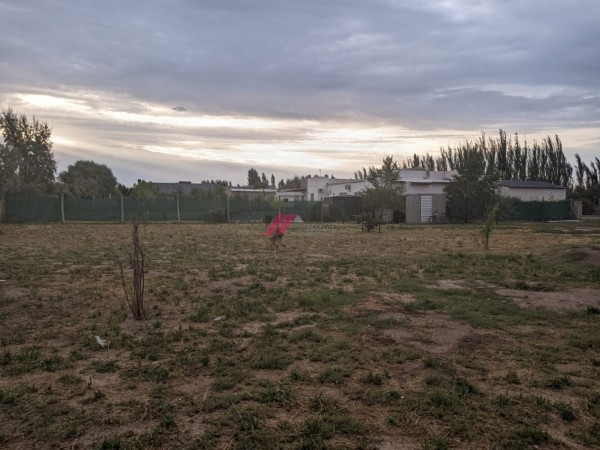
left=119, top=220, right=146, bottom=319
left=131, top=220, right=145, bottom=319
left=119, top=262, right=134, bottom=315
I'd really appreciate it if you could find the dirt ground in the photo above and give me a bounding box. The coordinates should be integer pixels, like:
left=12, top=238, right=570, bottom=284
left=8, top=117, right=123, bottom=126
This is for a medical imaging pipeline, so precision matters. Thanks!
left=0, top=221, right=599, bottom=449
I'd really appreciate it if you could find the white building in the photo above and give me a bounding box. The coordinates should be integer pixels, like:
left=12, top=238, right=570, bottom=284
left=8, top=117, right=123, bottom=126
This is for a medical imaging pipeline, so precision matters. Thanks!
left=397, top=169, right=455, bottom=223
left=499, top=180, right=567, bottom=201
left=304, top=176, right=349, bottom=201
left=326, top=179, right=371, bottom=197
left=399, top=168, right=456, bottom=195
left=275, top=190, right=305, bottom=202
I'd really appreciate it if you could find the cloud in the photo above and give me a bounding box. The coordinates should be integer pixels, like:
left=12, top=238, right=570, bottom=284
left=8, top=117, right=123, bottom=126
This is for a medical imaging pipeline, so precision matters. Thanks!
left=0, top=0, right=599, bottom=185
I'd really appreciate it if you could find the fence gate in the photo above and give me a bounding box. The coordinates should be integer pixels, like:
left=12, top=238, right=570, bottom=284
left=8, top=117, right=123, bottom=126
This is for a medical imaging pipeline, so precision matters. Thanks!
left=420, top=195, right=433, bottom=223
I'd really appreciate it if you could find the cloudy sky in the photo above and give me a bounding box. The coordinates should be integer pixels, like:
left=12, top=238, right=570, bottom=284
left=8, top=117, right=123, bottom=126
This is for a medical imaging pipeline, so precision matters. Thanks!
left=1, top=0, right=599, bottom=186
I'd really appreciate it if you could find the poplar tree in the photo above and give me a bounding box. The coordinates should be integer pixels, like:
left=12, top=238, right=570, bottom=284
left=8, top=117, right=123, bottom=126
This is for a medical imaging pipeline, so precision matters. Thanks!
left=0, top=108, right=57, bottom=195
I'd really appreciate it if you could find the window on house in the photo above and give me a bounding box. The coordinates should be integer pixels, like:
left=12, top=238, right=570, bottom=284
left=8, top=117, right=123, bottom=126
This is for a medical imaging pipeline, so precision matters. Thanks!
left=345, top=184, right=351, bottom=191
left=310, top=193, right=314, bottom=201
left=529, top=196, right=538, bottom=201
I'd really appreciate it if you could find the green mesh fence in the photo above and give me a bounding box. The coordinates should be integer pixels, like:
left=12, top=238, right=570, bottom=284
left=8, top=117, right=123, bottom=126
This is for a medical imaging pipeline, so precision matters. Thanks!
left=65, top=198, right=121, bottom=221
left=4, top=195, right=62, bottom=223
left=4, top=195, right=572, bottom=223
left=3, top=195, right=321, bottom=223
left=512, top=200, right=571, bottom=221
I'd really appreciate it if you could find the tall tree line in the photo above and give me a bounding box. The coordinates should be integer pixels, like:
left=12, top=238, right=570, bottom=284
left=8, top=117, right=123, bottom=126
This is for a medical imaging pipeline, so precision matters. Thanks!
left=573, top=154, right=600, bottom=213
left=402, top=130, right=573, bottom=187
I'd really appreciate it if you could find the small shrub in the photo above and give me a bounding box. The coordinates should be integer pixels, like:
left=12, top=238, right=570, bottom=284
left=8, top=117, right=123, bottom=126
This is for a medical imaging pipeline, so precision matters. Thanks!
left=99, top=436, right=122, bottom=449
left=514, top=427, right=550, bottom=446
left=579, top=423, right=600, bottom=446
left=587, top=306, right=600, bottom=315
left=160, top=404, right=176, bottom=428
left=58, top=374, right=84, bottom=386
left=290, top=368, right=307, bottom=382
left=504, top=371, right=521, bottom=384
left=0, top=388, right=17, bottom=405
left=546, top=375, right=572, bottom=390
left=494, top=394, right=517, bottom=407
left=554, top=402, right=577, bottom=422
left=0, top=350, right=11, bottom=366
left=127, top=364, right=170, bottom=382
left=18, top=347, right=40, bottom=363
left=425, top=374, right=444, bottom=386
left=251, top=350, right=290, bottom=370
left=427, top=390, right=458, bottom=412
left=83, top=390, right=105, bottom=404
left=310, top=392, right=342, bottom=414
left=423, top=356, right=439, bottom=368
left=41, top=355, right=64, bottom=372
left=318, top=366, right=352, bottom=384
left=455, top=377, right=476, bottom=396
left=365, top=370, right=389, bottom=385
left=258, top=384, right=294, bottom=404
left=425, top=435, right=451, bottom=450
left=94, top=360, right=119, bottom=373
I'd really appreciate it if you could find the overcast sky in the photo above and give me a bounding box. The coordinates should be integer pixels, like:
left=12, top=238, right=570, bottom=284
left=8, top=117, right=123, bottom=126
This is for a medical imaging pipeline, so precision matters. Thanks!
left=1, top=0, right=599, bottom=186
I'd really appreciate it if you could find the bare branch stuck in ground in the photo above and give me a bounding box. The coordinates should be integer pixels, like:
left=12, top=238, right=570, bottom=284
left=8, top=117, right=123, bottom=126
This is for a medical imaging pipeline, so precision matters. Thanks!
left=120, top=219, right=146, bottom=320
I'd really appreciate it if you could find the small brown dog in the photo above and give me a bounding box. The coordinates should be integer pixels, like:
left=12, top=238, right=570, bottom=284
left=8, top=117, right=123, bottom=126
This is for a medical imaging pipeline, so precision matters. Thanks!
left=269, top=230, right=285, bottom=252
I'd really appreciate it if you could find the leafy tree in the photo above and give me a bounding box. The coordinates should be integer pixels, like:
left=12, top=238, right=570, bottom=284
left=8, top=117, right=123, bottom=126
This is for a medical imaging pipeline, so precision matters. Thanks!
left=59, top=160, right=118, bottom=198
left=118, top=183, right=132, bottom=197
left=360, top=156, right=404, bottom=219
left=444, top=149, right=499, bottom=223
left=481, top=203, right=500, bottom=250
left=0, top=108, right=56, bottom=194
left=269, top=196, right=284, bottom=215
left=130, top=180, right=156, bottom=199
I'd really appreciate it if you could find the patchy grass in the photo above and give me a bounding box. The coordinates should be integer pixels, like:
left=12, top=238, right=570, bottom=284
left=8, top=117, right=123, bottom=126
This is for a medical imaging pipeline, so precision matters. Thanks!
left=0, top=221, right=599, bottom=448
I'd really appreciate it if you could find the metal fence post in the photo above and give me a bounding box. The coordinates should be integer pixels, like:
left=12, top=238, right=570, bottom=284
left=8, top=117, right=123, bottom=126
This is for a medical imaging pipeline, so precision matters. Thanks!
left=61, top=192, right=65, bottom=223
left=121, top=195, right=125, bottom=223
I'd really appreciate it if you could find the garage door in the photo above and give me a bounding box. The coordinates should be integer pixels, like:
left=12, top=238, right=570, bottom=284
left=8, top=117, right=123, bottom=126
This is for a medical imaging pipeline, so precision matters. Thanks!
left=420, top=195, right=432, bottom=223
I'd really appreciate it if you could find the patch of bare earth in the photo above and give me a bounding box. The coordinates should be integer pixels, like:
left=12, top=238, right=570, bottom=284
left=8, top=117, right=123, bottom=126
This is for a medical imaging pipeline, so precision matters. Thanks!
left=345, top=293, right=417, bottom=317
left=427, top=279, right=467, bottom=290
left=346, top=294, right=475, bottom=356
left=495, top=287, right=600, bottom=311
left=382, top=311, right=475, bottom=356
left=239, top=310, right=317, bottom=335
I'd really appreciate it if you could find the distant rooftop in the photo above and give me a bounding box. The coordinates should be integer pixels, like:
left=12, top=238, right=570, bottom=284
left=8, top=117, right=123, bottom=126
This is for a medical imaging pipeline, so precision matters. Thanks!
left=500, top=180, right=565, bottom=189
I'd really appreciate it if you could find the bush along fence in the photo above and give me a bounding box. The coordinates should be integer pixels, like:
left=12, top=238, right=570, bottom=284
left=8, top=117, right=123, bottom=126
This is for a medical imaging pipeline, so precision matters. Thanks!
left=2, top=194, right=322, bottom=223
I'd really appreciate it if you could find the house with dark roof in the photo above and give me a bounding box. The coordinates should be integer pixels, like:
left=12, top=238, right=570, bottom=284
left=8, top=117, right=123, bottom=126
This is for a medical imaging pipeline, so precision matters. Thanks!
left=150, top=181, right=225, bottom=196
left=500, top=180, right=567, bottom=202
